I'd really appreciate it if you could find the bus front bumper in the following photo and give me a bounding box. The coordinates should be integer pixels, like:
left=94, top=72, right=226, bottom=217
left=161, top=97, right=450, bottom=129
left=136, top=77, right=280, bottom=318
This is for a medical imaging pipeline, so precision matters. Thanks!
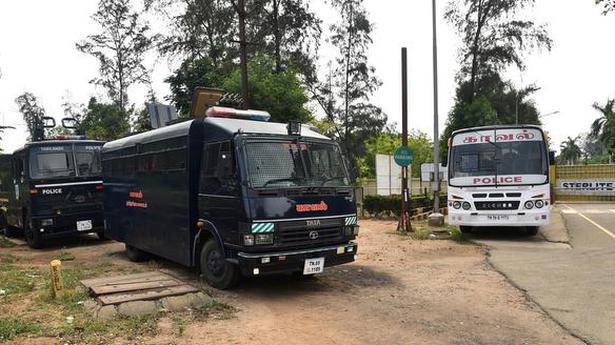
left=448, top=209, right=550, bottom=227
left=236, top=242, right=358, bottom=276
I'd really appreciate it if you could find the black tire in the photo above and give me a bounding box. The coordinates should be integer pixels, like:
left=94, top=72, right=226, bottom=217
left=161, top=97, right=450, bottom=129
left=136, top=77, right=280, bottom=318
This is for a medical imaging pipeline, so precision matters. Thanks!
left=200, top=239, right=240, bottom=290
left=4, top=226, right=21, bottom=238
left=24, top=221, right=44, bottom=249
left=125, top=244, right=150, bottom=262
left=526, top=226, right=539, bottom=236
left=459, top=225, right=475, bottom=233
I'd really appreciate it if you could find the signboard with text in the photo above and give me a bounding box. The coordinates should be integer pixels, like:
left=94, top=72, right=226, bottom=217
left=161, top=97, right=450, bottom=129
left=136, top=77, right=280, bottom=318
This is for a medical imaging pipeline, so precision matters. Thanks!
left=557, top=179, right=615, bottom=196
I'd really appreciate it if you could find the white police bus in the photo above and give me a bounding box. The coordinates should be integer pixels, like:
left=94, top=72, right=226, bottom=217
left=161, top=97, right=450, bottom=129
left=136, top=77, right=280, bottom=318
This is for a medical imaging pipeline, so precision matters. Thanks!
left=447, top=125, right=553, bottom=235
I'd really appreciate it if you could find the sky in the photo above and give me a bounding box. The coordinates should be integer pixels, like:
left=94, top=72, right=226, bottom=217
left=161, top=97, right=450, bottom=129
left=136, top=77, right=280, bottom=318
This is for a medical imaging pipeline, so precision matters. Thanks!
left=0, top=0, right=614, bottom=154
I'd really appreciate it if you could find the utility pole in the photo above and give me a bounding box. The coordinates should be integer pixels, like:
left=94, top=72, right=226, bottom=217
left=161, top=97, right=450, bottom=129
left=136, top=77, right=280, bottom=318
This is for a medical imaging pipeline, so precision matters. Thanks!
left=429, top=0, right=444, bottom=226
left=397, top=48, right=412, bottom=233
left=236, top=0, right=249, bottom=109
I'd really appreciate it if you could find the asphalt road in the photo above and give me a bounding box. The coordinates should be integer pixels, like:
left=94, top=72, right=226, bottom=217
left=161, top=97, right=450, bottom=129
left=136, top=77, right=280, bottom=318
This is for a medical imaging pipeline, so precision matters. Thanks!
left=470, top=204, right=615, bottom=345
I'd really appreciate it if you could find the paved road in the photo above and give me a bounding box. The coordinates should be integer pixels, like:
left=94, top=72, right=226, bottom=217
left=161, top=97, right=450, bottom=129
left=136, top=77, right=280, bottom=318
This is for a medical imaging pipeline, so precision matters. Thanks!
left=469, top=204, right=615, bottom=345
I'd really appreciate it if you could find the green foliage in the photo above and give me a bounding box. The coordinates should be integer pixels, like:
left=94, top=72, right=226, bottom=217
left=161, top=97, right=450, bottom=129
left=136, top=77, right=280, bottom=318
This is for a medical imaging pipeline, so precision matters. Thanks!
left=14, top=92, right=47, bottom=141
left=558, top=136, right=582, bottom=165
left=360, top=131, right=433, bottom=178
left=79, top=98, right=130, bottom=141
left=0, top=318, right=41, bottom=341
left=166, top=58, right=227, bottom=116
left=77, top=0, right=155, bottom=110
left=590, top=99, right=615, bottom=154
left=448, top=226, right=468, bottom=243
left=364, top=194, right=447, bottom=218
left=223, top=56, right=312, bottom=123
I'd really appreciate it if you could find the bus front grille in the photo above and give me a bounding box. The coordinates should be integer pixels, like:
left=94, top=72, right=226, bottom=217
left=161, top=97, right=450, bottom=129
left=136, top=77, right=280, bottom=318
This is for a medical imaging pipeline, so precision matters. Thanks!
left=278, top=227, right=343, bottom=246
left=474, top=201, right=520, bottom=211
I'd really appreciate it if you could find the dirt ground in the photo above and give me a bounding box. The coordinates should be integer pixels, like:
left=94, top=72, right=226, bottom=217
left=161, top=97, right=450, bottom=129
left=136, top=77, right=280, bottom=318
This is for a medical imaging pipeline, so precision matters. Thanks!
left=1, top=220, right=582, bottom=345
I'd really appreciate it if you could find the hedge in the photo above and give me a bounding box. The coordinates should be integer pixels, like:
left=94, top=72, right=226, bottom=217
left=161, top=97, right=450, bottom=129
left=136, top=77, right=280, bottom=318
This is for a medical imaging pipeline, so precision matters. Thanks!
left=364, top=194, right=447, bottom=217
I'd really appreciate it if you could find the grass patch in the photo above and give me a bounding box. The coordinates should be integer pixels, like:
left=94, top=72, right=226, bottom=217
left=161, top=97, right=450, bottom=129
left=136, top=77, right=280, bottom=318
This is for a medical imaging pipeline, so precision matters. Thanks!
left=0, top=235, right=15, bottom=248
left=0, top=264, right=41, bottom=295
left=172, top=300, right=236, bottom=335
left=0, top=317, right=41, bottom=341
left=0, top=254, right=20, bottom=264
left=448, top=225, right=469, bottom=243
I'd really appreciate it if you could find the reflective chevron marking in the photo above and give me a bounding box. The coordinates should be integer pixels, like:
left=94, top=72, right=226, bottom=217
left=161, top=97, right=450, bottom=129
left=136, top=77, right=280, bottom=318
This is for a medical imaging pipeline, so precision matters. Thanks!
left=345, top=216, right=357, bottom=226
left=251, top=223, right=274, bottom=233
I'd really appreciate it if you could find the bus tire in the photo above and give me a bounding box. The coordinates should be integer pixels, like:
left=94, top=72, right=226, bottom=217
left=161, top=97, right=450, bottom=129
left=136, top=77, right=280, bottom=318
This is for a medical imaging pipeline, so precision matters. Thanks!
left=200, top=239, right=240, bottom=290
left=125, top=244, right=149, bottom=262
left=24, top=222, right=43, bottom=249
left=526, top=226, right=539, bottom=236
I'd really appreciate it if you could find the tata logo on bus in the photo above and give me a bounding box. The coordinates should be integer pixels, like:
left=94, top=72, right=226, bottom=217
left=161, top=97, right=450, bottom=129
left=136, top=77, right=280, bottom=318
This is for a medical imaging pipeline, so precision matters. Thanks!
left=473, top=176, right=523, bottom=185
left=296, top=201, right=329, bottom=212
left=462, top=130, right=536, bottom=144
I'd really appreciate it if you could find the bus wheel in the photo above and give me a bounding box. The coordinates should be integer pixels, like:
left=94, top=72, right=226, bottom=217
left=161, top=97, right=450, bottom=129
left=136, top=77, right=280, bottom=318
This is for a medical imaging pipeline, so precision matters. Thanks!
left=125, top=244, right=149, bottom=262
left=24, top=223, right=43, bottom=249
left=526, top=226, right=539, bottom=236
left=200, top=240, right=240, bottom=290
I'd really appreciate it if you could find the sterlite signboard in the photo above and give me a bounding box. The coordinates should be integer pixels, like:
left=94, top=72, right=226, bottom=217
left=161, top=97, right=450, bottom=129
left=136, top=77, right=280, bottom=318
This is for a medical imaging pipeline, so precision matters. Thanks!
left=558, top=179, right=615, bottom=196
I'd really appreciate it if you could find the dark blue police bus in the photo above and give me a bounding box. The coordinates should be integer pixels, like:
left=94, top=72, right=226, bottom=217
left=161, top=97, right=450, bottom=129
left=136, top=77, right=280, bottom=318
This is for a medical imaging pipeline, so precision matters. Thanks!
left=4, top=140, right=105, bottom=248
left=102, top=107, right=359, bottom=289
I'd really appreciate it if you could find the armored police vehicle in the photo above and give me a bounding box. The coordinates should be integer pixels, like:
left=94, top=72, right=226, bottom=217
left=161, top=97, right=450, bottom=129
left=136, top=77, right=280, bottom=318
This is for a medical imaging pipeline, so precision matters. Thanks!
left=4, top=139, right=105, bottom=248
left=102, top=107, right=359, bottom=289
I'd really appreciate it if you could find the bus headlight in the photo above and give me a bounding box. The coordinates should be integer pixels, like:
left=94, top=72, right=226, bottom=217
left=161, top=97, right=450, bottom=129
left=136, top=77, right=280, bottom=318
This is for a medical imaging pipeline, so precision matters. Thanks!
left=535, top=200, right=544, bottom=208
left=453, top=201, right=461, bottom=209
left=524, top=201, right=534, bottom=209
left=462, top=202, right=471, bottom=210
left=243, top=234, right=255, bottom=246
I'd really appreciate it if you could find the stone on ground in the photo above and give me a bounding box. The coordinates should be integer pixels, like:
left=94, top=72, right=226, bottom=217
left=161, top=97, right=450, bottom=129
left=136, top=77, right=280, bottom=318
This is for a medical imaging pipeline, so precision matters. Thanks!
left=117, top=300, right=158, bottom=317
left=96, top=305, right=118, bottom=320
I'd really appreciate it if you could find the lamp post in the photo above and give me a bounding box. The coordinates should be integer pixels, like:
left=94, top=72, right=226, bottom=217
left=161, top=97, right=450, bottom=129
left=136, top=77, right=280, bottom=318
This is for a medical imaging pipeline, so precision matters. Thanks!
left=429, top=0, right=444, bottom=227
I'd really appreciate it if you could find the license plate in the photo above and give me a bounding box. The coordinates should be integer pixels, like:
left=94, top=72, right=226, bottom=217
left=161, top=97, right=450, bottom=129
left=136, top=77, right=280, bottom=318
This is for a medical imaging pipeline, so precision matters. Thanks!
left=76, top=220, right=93, bottom=231
left=487, top=215, right=510, bottom=221
left=303, top=257, right=325, bottom=275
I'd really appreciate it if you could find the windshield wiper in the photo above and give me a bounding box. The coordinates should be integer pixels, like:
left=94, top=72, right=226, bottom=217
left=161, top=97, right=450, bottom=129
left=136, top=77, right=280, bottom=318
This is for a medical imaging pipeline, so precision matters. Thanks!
left=319, top=176, right=347, bottom=186
left=261, top=177, right=304, bottom=187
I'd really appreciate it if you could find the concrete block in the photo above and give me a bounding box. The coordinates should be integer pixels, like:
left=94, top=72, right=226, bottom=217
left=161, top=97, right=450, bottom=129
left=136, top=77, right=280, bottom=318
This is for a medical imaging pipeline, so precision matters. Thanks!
left=96, top=305, right=118, bottom=320
left=160, top=295, right=193, bottom=312
left=117, top=300, right=158, bottom=317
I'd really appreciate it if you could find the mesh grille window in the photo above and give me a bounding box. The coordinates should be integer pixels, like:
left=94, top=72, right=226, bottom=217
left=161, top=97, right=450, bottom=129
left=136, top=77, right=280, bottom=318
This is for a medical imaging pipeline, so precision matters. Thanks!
left=245, top=142, right=306, bottom=188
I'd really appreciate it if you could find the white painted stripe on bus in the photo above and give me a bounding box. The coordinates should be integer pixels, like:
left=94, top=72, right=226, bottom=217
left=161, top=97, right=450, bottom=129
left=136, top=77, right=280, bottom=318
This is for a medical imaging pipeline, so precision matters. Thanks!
left=34, top=180, right=103, bottom=188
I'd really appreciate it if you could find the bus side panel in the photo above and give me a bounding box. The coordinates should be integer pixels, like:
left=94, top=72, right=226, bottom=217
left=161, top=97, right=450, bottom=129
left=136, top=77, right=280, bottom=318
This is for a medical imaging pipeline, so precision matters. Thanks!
left=139, top=166, right=191, bottom=266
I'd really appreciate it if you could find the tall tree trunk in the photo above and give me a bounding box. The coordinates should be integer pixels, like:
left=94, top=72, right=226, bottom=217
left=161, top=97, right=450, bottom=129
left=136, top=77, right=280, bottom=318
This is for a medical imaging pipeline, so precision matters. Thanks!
left=237, top=0, right=250, bottom=108
left=344, top=0, right=353, bottom=140
left=272, top=0, right=282, bottom=72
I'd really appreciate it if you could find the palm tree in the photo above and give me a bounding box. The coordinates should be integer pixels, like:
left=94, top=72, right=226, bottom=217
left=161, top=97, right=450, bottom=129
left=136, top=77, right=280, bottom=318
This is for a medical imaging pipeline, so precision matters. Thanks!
left=559, top=136, right=582, bottom=165
left=590, top=99, right=615, bottom=154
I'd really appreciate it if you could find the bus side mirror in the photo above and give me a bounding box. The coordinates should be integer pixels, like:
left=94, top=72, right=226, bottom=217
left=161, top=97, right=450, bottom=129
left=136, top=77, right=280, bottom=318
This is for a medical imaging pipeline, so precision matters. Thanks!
left=42, top=116, right=56, bottom=128
left=441, top=150, right=448, bottom=168
left=548, top=151, right=556, bottom=165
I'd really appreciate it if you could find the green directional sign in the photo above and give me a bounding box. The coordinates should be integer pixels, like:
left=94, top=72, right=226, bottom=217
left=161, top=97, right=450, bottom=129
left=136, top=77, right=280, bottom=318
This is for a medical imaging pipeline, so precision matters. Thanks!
left=393, top=146, right=413, bottom=167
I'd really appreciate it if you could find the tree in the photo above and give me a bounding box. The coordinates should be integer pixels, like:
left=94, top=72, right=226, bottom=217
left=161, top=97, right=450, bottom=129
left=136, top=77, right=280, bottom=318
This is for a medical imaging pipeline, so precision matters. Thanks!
left=445, top=0, right=552, bottom=101
left=166, top=58, right=226, bottom=116
left=589, top=99, right=615, bottom=153
left=79, top=98, right=130, bottom=141
left=77, top=0, right=155, bottom=111
left=15, top=92, right=47, bottom=141
left=223, top=56, right=312, bottom=123
left=596, top=0, right=615, bottom=14
left=559, top=136, right=582, bottom=165
left=257, top=0, right=321, bottom=82
left=361, top=131, right=433, bottom=179
left=317, top=0, right=386, bottom=170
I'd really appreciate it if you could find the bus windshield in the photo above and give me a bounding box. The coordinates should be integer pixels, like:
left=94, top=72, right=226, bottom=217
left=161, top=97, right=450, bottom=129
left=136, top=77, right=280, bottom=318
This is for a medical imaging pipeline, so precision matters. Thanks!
left=449, top=128, right=548, bottom=187
left=244, top=140, right=350, bottom=188
left=29, top=144, right=102, bottom=179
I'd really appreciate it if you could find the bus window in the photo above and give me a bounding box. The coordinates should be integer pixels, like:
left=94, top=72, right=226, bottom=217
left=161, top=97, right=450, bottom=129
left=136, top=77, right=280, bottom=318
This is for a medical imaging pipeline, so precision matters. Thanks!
left=200, top=142, right=238, bottom=196
left=75, top=151, right=102, bottom=176
left=30, top=152, right=75, bottom=179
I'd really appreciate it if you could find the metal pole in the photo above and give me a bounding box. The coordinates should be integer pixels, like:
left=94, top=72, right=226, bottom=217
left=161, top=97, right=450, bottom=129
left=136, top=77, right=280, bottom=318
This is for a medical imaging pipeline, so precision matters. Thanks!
left=398, top=48, right=411, bottom=232
left=431, top=0, right=441, bottom=214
